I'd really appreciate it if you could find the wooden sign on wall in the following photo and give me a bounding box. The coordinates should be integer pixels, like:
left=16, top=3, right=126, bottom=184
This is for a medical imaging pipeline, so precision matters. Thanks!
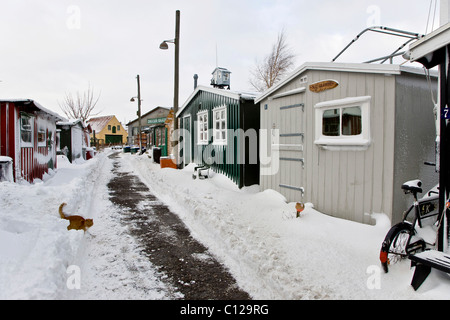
left=309, top=80, right=339, bottom=93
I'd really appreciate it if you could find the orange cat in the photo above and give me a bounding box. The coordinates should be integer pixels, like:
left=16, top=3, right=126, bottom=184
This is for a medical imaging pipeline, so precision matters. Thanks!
left=59, top=203, right=93, bottom=232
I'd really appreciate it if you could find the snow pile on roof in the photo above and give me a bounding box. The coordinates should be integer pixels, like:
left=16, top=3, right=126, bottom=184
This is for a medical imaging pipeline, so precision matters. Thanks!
left=0, top=99, right=65, bottom=121
left=57, top=119, right=83, bottom=126
left=87, top=116, right=114, bottom=133
left=178, top=85, right=260, bottom=117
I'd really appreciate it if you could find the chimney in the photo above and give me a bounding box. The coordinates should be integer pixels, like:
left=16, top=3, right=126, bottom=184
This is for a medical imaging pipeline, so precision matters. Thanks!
left=194, top=74, right=198, bottom=89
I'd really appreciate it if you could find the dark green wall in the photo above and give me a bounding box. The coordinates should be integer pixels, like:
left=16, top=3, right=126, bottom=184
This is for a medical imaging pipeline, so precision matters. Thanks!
left=179, top=89, right=260, bottom=188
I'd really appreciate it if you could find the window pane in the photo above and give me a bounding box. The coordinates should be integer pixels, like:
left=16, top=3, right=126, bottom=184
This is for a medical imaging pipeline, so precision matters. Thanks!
left=38, top=131, right=46, bottom=143
left=322, top=109, right=340, bottom=136
left=20, top=116, right=32, bottom=143
left=21, top=131, right=32, bottom=143
left=198, top=112, right=209, bottom=143
left=342, top=107, right=362, bottom=136
left=21, top=116, right=31, bottom=130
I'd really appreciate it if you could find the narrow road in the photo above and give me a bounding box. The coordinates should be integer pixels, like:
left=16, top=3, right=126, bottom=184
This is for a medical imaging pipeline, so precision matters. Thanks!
left=107, top=152, right=250, bottom=300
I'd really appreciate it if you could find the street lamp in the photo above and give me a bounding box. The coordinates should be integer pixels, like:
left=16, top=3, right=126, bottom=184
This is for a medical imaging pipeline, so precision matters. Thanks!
left=159, top=39, right=174, bottom=50
left=160, top=10, right=180, bottom=166
left=130, top=75, right=142, bottom=153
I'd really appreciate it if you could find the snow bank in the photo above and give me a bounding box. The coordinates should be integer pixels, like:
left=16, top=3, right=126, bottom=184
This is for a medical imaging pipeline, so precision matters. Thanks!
left=0, top=152, right=109, bottom=299
left=125, top=153, right=450, bottom=300
left=1, top=149, right=449, bottom=300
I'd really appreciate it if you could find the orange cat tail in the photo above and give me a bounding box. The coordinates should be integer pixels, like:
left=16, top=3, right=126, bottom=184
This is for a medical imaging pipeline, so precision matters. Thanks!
left=59, top=203, right=67, bottom=219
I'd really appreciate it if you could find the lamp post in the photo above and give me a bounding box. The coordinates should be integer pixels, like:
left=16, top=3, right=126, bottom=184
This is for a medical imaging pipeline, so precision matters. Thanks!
left=130, top=74, right=142, bottom=153
left=160, top=10, right=180, bottom=165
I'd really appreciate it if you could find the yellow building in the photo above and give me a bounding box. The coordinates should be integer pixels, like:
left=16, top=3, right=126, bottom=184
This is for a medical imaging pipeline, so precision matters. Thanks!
left=87, top=115, right=128, bottom=147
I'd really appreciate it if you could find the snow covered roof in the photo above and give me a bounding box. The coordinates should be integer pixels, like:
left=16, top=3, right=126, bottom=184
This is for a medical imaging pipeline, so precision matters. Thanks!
left=0, top=99, right=65, bottom=121
left=57, top=119, right=91, bottom=132
left=407, top=23, right=450, bottom=68
left=254, top=61, right=439, bottom=103
left=177, top=85, right=259, bottom=118
left=211, top=67, right=231, bottom=74
left=87, top=115, right=115, bottom=133
left=57, top=119, right=83, bottom=126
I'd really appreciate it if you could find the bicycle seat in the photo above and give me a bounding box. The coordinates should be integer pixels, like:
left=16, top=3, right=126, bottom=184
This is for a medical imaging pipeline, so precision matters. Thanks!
left=402, top=180, right=422, bottom=194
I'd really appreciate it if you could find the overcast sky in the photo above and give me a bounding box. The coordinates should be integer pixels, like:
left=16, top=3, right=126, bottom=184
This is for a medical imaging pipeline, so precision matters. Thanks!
left=0, top=0, right=442, bottom=125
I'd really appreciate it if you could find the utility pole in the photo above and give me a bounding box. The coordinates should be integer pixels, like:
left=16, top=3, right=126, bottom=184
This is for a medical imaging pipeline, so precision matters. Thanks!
left=137, top=74, right=142, bottom=153
left=173, top=10, right=180, bottom=165
left=159, top=10, right=180, bottom=165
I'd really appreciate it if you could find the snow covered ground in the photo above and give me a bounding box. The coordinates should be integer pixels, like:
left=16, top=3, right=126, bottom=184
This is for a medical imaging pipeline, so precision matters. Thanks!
left=0, top=149, right=449, bottom=300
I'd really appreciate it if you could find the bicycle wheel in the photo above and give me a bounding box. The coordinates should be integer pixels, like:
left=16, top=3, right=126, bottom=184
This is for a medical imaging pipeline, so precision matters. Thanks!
left=380, top=222, right=416, bottom=273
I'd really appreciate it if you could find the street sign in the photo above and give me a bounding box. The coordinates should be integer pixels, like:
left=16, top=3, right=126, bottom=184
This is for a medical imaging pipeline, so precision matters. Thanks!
left=147, top=117, right=166, bottom=125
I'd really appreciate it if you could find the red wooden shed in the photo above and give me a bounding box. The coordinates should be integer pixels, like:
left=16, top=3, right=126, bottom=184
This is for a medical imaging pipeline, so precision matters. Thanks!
left=0, top=99, right=64, bottom=183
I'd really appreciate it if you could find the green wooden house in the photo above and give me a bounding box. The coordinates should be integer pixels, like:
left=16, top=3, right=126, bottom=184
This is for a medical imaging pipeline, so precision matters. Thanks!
left=177, top=85, right=260, bottom=188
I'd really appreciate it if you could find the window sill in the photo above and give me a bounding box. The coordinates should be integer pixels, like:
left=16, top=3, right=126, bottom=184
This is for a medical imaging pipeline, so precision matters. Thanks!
left=314, top=138, right=371, bottom=151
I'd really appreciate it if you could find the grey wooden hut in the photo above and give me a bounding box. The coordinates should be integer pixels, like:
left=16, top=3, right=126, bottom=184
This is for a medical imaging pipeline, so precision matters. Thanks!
left=177, top=85, right=260, bottom=188
left=255, top=62, right=438, bottom=225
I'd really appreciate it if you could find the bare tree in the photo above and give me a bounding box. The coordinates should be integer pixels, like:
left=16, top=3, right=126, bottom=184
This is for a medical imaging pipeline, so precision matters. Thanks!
left=59, top=84, right=101, bottom=122
left=249, top=30, right=296, bottom=92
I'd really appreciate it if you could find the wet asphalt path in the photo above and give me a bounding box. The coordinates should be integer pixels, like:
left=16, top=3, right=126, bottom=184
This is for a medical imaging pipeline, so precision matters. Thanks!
left=106, top=152, right=250, bottom=300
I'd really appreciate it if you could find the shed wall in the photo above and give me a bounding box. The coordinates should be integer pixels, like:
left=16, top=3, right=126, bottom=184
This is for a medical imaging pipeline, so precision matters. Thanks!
left=260, top=70, right=397, bottom=224
left=180, top=90, right=243, bottom=187
left=392, top=73, right=438, bottom=223
left=1, top=102, right=59, bottom=183
left=0, top=103, right=15, bottom=158
left=127, top=108, right=169, bottom=144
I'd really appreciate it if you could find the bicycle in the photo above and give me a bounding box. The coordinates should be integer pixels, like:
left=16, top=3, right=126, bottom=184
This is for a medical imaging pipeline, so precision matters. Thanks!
left=379, top=177, right=442, bottom=273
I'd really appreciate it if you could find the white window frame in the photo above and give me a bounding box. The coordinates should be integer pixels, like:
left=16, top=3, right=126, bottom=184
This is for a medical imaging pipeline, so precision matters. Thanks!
left=20, top=114, right=34, bottom=147
left=314, top=96, right=371, bottom=150
left=197, top=110, right=209, bottom=145
left=213, top=105, right=227, bottom=145
left=37, top=120, right=47, bottom=147
left=37, top=128, right=46, bottom=147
